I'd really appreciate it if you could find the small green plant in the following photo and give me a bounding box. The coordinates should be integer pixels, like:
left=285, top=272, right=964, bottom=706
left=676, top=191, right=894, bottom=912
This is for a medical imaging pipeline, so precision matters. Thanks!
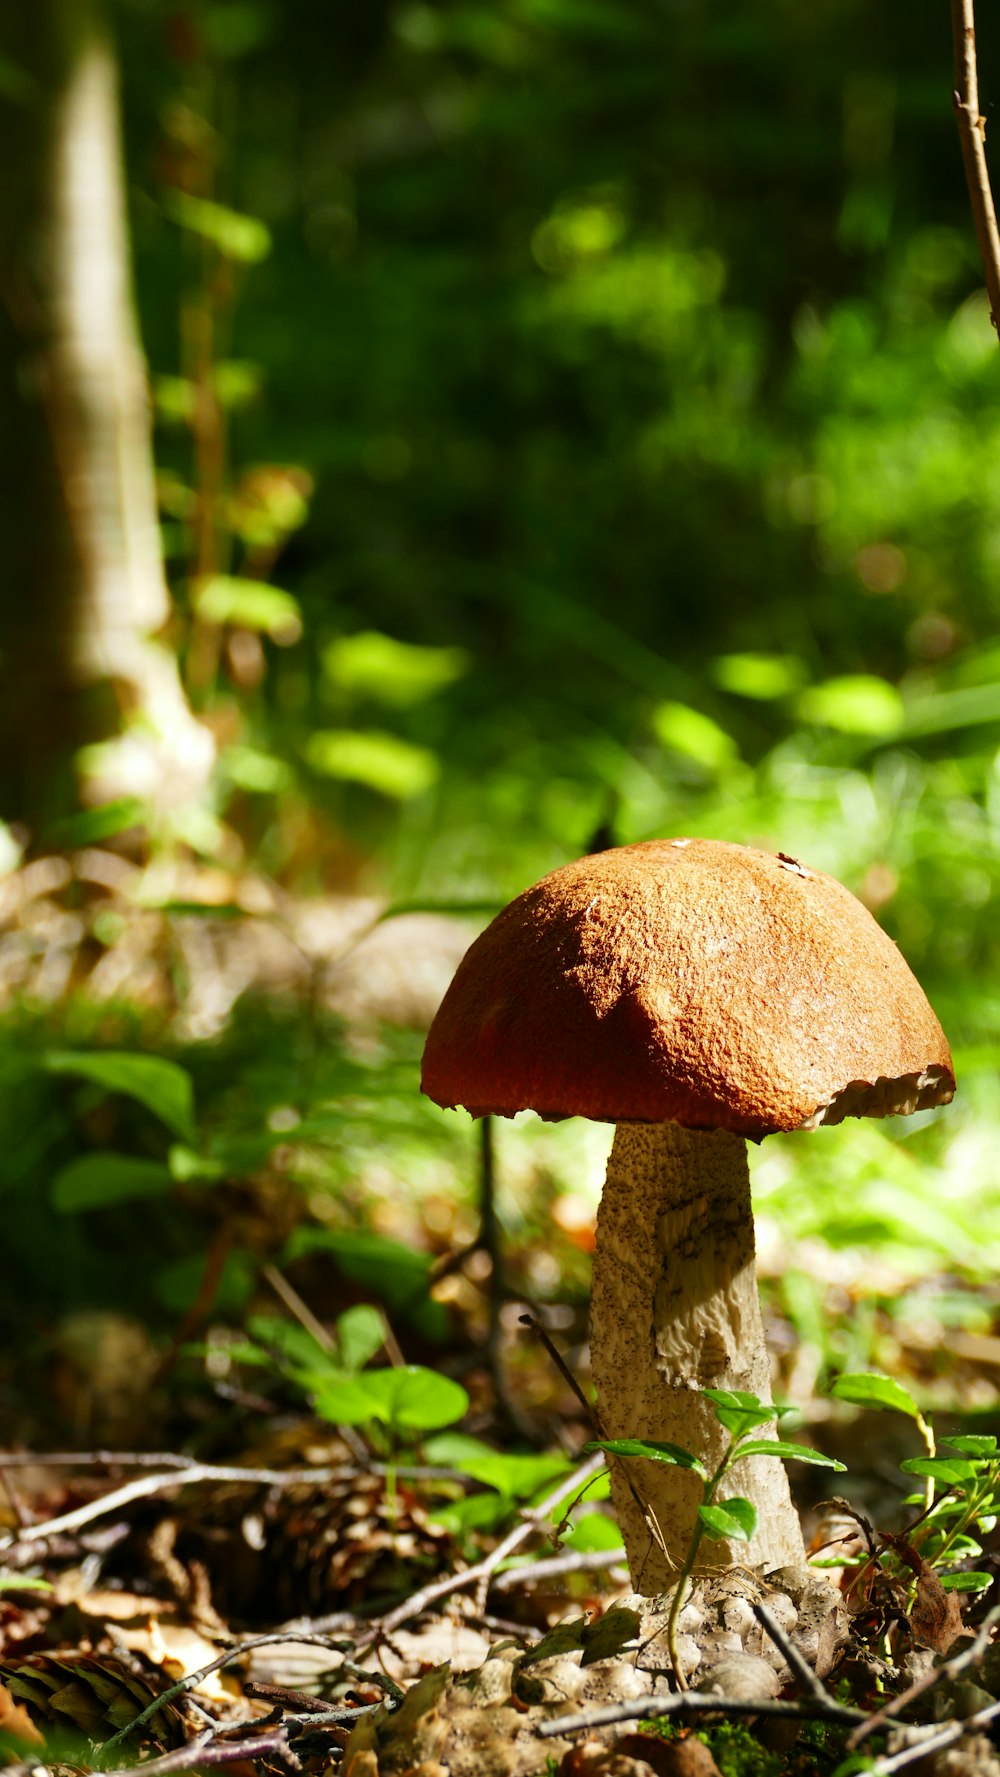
left=829, top=1370, right=998, bottom=1597
left=587, top=1389, right=845, bottom=1685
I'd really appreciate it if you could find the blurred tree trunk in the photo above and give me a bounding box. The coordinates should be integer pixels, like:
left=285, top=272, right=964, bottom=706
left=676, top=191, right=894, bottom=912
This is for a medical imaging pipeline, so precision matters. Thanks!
left=0, top=0, right=211, bottom=832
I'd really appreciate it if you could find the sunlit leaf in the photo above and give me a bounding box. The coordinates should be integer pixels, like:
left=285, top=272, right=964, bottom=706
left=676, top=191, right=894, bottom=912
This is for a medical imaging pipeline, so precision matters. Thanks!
left=336, top=1304, right=386, bottom=1374
left=165, top=192, right=271, bottom=262
left=733, top=1440, right=846, bottom=1468
left=220, top=745, right=293, bottom=794
left=703, top=1388, right=777, bottom=1438
left=942, top=1436, right=999, bottom=1458
left=323, top=631, right=468, bottom=705
left=194, top=576, right=302, bottom=642
left=303, top=730, right=440, bottom=798
left=313, top=1365, right=468, bottom=1432
left=651, top=701, right=738, bottom=769
left=584, top=1437, right=707, bottom=1476
left=830, top=1372, right=922, bottom=1420
left=44, top=1051, right=197, bottom=1142
left=939, top=1572, right=992, bottom=1592
left=699, top=1498, right=757, bottom=1543
left=796, top=675, right=903, bottom=736
left=168, top=1145, right=224, bottom=1183
left=711, top=653, right=808, bottom=700
left=563, top=1512, right=625, bottom=1553
left=899, top=1457, right=978, bottom=1483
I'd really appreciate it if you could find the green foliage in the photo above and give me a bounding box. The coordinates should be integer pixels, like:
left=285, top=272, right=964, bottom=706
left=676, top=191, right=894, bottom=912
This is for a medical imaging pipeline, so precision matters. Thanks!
left=311, top=1365, right=469, bottom=1434
left=828, top=1373, right=1000, bottom=1596
left=44, top=1051, right=197, bottom=1144
left=51, top=1153, right=174, bottom=1212
left=589, top=1391, right=844, bottom=1682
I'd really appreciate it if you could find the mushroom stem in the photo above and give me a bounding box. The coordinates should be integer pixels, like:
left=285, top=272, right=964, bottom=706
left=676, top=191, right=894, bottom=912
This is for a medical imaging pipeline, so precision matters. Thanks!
left=590, top=1122, right=805, bottom=1592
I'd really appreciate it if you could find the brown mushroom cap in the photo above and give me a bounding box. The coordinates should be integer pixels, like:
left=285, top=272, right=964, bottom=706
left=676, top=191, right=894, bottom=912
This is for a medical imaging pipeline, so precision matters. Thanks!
left=420, top=838, right=955, bottom=1138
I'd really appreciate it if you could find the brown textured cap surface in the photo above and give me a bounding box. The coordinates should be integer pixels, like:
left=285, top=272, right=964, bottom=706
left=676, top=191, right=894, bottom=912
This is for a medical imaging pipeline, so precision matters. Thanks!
left=420, top=838, right=954, bottom=1137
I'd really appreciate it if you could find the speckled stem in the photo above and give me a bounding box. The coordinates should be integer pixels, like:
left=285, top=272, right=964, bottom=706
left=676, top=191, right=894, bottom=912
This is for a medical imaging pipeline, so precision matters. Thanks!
left=590, top=1122, right=805, bottom=1592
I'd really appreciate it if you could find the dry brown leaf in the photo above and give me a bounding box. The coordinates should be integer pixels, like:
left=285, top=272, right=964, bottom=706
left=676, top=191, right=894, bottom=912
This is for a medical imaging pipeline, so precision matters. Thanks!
left=0, top=1680, right=45, bottom=1747
left=881, top=1533, right=967, bottom=1655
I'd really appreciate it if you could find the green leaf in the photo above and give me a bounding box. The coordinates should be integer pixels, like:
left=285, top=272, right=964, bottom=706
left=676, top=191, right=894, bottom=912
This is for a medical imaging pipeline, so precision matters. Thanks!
left=284, top=1228, right=447, bottom=1343
left=710, top=653, right=808, bottom=700
left=651, top=700, right=738, bottom=770
left=583, top=1437, right=707, bottom=1477
left=157, top=1251, right=255, bottom=1315
left=52, top=1153, right=174, bottom=1213
left=796, top=674, right=904, bottom=737
left=899, top=1458, right=978, bottom=1484
left=194, top=575, right=302, bottom=641
left=563, top=1512, right=626, bottom=1554
left=942, top=1436, right=999, bottom=1458
left=303, top=729, right=440, bottom=799
left=220, top=745, right=293, bottom=795
left=423, top=1446, right=570, bottom=1498
left=165, top=192, right=271, bottom=262
left=698, top=1498, right=758, bottom=1543
left=703, top=1388, right=777, bottom=1438
left=168, top=1145, right=224, bottom=1183
left=49, top=797, right=147, bottom=847
left=323, top=631, right=468, bottom=705
left=335, top=1304, right=387, bottom=1374
left=313, top=1365, right=469, bottom=1433
left=0, top=1574, right=52, bottom=1594
left=44, top=1050, right=197, bottom=1143
left=734, top=1440, right=846, bottom=1469
left=247, top=1314, right=341, bottom=1375
left=830, top=1372, right=923, bottom=1419
left=939, top=1572, right=993, bottom=1592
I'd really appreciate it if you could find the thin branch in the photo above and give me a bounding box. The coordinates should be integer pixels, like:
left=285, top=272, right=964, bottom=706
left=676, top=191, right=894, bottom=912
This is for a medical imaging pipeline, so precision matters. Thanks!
left=865, top=1694, right=1000, bottom=1775
left=102, top=1631, right=396, bottom=1751
left=752, top=1601, right=836, bottom=1708
left=0, top=1458, right=465, bottom=1550
left=491, top=1545, right=628, bottom=1592
left=536, top=1688, right=865, bottom=1739
left=846, top=1601, right=1000, bottom=1750
left=951, top=0, right=1000, bottom=327
left=352, top=1451, right=606, bottom=1653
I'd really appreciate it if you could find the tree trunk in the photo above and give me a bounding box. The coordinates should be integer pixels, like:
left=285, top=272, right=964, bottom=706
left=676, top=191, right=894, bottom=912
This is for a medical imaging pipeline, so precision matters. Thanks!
left=0, top=0, right=210, bottom=830
left=590, top=1122, right=806, bottom=1593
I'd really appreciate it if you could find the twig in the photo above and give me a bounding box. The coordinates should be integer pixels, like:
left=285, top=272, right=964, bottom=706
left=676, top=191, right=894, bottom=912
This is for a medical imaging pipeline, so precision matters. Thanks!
left=951, top=0, right=1000, bottom=328
left=846, top=1601, right=1000, bottom=1750
left=519, top=1313, right=595, bottom=1427
left=0, top=1464, right=343, bottom=1547
left=0, top=1465, right=30, bottom=1528
left=102, top=1631, right=397, bottom=1751
left=536, top=1688, right=865, bottom=1738
left=752, top=1601, right=835, bottom=1707
left=262, top=1264, right=337, bottom=1353
left=353, top=1451, right=606, bottom=1653
left=479, top=1120, right=535, bottom=1439
left=865, top=1694, right=1000, bottom=1775
left=0, top=1450, right=197, bottom=1468
left=0, top=1459, right=463, bottom=1549
left=518, top=1312, right=670, bottom=1587
left=491, top=1545, right=629, bottom=1592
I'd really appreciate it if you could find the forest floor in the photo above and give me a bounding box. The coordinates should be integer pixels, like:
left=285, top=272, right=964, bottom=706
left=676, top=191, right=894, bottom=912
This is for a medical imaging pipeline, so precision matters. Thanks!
left=3, top=850, right=1000, bottom=1777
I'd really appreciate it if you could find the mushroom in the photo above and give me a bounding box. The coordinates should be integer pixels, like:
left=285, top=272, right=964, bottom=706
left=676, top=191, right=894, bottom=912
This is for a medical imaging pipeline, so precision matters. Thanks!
left=421, top=838, right=955, bottom=1589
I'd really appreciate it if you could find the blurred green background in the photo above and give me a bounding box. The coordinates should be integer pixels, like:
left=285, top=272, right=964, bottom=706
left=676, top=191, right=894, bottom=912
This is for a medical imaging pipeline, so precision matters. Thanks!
left=2, top=0, right=1000, bottom=1438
